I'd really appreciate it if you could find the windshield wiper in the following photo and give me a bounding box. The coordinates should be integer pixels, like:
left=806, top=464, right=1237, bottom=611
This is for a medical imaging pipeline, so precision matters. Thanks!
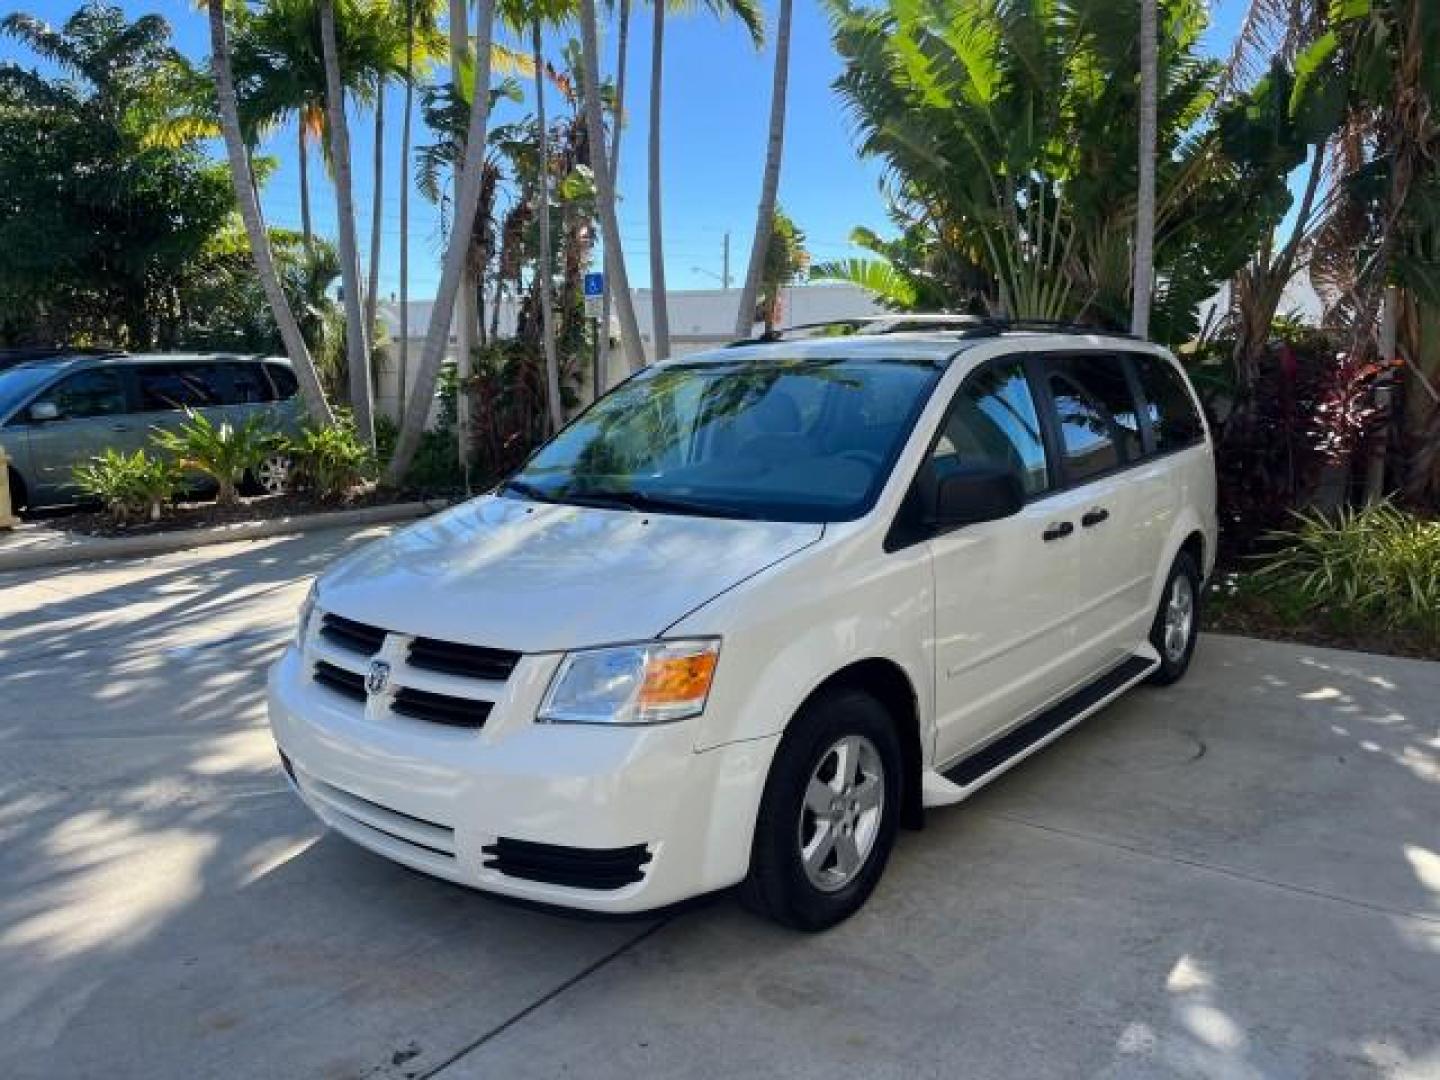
left=576, top=489, right=757, bottom=520
left=499, top=479, right=564, bottom=504
left=501, top=479, right=646, bottom=514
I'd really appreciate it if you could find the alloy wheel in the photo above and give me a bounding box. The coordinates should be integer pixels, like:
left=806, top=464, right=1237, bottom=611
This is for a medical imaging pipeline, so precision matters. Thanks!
left=798, top=734, right=885, bottom=893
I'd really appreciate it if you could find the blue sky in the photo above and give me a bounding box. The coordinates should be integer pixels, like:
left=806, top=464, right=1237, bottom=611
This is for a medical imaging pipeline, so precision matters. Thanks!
left=7, top=0, right=1247, bottom=300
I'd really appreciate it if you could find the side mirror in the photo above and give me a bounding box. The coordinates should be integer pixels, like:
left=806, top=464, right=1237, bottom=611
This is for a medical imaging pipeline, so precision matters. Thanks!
left=930, top=463, right=1025, bottom=528
left=28, top=401, right=59, bottom=423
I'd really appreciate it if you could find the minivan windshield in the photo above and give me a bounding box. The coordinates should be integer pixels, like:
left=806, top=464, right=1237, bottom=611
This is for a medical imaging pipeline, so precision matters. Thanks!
left=505, top=356, right=943, bottom=522
left=0, top=364, right=62, bottom=421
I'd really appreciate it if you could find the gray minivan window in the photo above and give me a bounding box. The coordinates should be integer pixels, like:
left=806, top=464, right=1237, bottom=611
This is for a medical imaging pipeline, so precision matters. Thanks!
left=135, top=363, right=228, bottom=411
left=36, top=368, right=128, bottom=420
left=0, top=366, right=63, bottom=420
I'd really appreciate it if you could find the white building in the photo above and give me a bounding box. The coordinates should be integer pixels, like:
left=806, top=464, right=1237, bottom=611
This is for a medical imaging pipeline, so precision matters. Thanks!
left=372, top=283, right=886, bottom=421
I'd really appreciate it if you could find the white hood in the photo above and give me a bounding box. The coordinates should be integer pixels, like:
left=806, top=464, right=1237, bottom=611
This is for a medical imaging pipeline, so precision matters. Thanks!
left=316, top=495, right=824, bottom=653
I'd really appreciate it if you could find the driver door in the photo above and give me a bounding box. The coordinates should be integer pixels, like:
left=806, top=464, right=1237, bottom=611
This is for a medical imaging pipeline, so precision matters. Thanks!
left=22, top=366, right=138, bottom=504
left=925, top=357, right=1097, bottom=767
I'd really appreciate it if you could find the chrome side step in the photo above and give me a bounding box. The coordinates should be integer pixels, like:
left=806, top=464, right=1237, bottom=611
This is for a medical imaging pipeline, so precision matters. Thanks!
left=922, top=647, right=1159, bottom=809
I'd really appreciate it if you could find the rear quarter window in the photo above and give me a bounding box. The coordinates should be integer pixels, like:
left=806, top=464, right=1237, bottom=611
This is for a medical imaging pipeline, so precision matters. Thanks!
left=264, top=363, right=299, bottom=400
left=1134, top=355, right=1204, bottom=453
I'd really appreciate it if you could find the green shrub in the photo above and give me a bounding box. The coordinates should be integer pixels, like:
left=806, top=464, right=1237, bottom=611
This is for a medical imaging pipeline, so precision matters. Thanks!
left=71, top=448, right=178, bottom=524
left=286, top=417, right=376, bottom=501
left=1255, top=502, right=1440, bottom=645
left=151, top=409, right=278, bottom=507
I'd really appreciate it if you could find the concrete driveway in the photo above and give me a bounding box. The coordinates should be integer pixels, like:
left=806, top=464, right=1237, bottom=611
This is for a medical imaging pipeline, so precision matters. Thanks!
left=1, top=526, right=1436, bottom=1080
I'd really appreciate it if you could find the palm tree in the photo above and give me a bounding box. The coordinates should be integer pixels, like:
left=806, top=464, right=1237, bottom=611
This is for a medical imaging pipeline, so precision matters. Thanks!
left=648, top=0, right=762, bottom=359
left=319, top=0, right=375, bottom=448
left=733, top=0, right=790, bottom=337
left=578, top=0, right=645, bottom=372
left=531, top=18, right=565, bottom=432
left=206, top=0, right=335, bottom=425
left=595, top=0, right=631, bottom=392
left=385, top=0, right=499, bottom=482
left=1131, top=0, right=1158, bottom=338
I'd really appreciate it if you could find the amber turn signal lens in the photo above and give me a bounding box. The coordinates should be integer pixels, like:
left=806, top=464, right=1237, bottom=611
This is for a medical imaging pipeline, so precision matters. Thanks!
left=639, top=650, right=719, bottom=707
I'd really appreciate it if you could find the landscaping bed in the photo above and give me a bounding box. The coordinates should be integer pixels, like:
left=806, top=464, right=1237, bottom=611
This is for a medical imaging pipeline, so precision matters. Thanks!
left=1203, top=572, right=1440, bottom=661
left=37, top=486, right=450, bottom=539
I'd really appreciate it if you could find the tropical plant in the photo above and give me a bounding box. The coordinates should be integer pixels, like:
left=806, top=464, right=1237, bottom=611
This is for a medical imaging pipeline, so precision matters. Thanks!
left=287, top=414, right=377, bottom=498
left=71, top=448, right=179, bottom=524
left=151, top=409, right=280, bottom=507
left=577, top=0, right=644, bottom=374
left=648, top=0, right=763, bottom=359
left=1254, top=501, right=1440, bottom=646
left=754, top=208, right=808, bottom=335
left=823, top=0, right=1266, bottom=342
left=734, top=0, right=791, bottom=338
left=205, top=0, right=335, bottom=425
left=0, top=5, right=232, bottom=347
left=385, top=0, right=499, bottom=482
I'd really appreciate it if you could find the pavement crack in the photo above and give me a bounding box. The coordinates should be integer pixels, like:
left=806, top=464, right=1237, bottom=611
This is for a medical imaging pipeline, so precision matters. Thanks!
left=419, top=916, right=675, bottom=1079
left=982, top=810, right=1440, bottom=925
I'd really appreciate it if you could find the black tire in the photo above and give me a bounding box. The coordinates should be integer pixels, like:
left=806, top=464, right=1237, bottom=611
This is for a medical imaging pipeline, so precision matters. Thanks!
left=740, top=686, right=903, bottom=931
left=1147, top=550, right=1201, bottom=686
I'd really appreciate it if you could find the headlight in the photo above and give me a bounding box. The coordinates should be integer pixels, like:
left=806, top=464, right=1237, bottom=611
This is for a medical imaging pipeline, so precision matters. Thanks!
left=538, top=639, right=720, bottom=725
left=295, top=584, right=317, bottom=644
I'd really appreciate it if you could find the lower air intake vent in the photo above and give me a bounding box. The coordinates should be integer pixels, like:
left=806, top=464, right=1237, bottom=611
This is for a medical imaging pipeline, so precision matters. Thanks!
left=482, top=838, right=652, bottom=890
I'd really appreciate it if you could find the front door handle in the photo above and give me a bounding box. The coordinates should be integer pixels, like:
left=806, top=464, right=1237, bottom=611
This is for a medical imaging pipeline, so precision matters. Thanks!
left=1043, top=521, right=1074, bottom=542
left=1082, top=507, right=1110, bottom=528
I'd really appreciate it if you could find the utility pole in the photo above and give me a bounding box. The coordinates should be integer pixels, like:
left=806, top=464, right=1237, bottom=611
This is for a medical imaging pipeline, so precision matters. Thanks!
left=722, top=232, right=731, bottom=290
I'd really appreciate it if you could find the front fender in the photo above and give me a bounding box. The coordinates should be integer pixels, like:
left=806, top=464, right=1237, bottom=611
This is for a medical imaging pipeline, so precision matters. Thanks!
left=668, top=529, right=935, bottom=757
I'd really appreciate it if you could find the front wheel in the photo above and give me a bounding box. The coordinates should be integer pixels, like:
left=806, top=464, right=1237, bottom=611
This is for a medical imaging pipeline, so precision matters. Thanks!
left=1147, top=551, right=1201, bottom=686
left=740, top=687, right=902, bottom=931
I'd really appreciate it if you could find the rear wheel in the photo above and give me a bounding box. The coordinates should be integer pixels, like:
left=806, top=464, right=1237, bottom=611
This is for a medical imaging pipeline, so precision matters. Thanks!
left=1147, top=551, right=1201, bottom=685
left=740, top=687, right=902, bottom=931
left=245, top=453, right=292, bottom=496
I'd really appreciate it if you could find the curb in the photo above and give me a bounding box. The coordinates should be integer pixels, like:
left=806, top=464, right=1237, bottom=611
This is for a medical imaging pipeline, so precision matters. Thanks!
left=0, top=500, right=444, bottom=574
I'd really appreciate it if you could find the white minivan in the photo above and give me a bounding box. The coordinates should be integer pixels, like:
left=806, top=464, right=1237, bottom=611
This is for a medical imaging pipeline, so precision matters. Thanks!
left=268, top=324, right=1216, bottom=929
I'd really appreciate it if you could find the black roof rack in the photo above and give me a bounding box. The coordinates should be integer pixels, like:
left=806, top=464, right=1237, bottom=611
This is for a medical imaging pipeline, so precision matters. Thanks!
left=727, top=314, right=1139, bottom=347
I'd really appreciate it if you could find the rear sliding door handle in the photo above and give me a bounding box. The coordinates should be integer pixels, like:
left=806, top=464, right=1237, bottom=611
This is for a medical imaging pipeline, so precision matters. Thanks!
left=1081, top=508, right=1110, bottom=528
left=1042, top=521, right=1074, bottom=542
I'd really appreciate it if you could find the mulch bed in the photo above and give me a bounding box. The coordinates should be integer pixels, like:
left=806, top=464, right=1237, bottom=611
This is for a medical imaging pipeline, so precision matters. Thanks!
left=1202, top=585, right=1439, bottom=662
left=44, top=487, right=444, bottom=539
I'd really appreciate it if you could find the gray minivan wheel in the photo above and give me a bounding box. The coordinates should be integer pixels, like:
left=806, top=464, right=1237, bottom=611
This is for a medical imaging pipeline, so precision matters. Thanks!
left=247, top=453, right=293, bottom=496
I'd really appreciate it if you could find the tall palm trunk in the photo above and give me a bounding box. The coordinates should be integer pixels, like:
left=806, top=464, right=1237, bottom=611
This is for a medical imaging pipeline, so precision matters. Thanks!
left=579, top=0, right=645, bottom=371
left=207, top=0, right=333, bottom=426
left=365, top=88, right=385, bottom=366
left=646, top=1, right=670, bottom=361
left=320, top=0, right=376, bottom=448
left=398, top=0, right=414, bottom=413
left=385, top=0, right=498, bottom=483
left=448, top=0, right=477, bottom=475
left=734, top=0, right=792, bottom=337
left=1131, top=0, right=1158, bottom=338
left=298, top=123, right=314, bottom=247
left=596, top=0, right=630, bottom=396
left=533, top=23, right=564, bottom=433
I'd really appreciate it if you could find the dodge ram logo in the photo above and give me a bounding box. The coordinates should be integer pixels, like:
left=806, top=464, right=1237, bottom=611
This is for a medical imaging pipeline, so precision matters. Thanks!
left=365, top=660, right=391, bottom=695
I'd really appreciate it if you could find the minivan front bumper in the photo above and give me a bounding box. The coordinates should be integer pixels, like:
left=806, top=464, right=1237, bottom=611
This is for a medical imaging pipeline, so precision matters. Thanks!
left=267, top=646, right=777, bottom=913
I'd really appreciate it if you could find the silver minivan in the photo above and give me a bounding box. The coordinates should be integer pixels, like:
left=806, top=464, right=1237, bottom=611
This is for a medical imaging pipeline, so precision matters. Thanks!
left=0, top=353, right=303, bottom=510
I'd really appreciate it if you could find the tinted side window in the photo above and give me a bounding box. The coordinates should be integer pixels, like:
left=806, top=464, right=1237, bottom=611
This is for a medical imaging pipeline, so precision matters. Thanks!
left=1049, top=373, right=1121, bottom=482
left=1051, top=355, right=1142, bottom=460
left=932, top=360, right=1049, bottom=497
left=136, top=364, right=228, bottom=411
left=37, top=369, right=127, bottom=420
left=1135, top=356, right=1204, bottom=452
left=265, top=363, right=299, bottom=400
left=229, top=363, right=274, bottom=404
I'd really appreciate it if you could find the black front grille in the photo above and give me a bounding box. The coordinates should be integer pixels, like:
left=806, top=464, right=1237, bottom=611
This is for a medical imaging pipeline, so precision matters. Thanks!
left=482, top=838, right=652, bottom=890
left=391, top=687, right=493, bottom=729
left=408, top=637, right=521, bottom=681
left=320, top=613, right=386, bottom=656
left=313, top=660, right=366, bottom=702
